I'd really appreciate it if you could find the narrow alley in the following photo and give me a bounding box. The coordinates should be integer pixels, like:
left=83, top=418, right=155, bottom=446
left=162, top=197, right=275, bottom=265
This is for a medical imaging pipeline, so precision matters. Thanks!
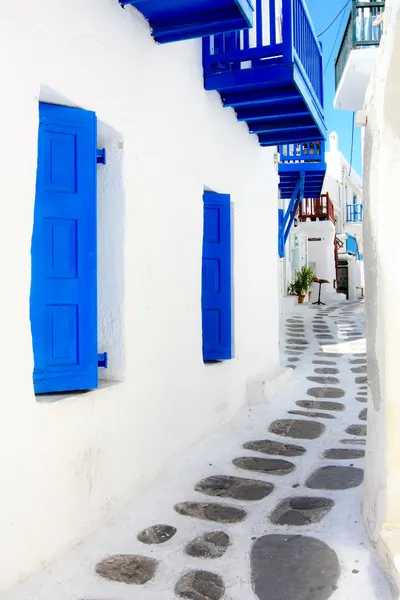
left=1, top=300, right=392, bottom=600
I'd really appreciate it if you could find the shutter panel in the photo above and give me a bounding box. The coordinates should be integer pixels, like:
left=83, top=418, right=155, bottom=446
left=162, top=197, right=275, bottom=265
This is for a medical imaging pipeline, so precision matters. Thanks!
left=202, top=192, right=233, bottom=361
left=30, top=103, right=98, bottom=394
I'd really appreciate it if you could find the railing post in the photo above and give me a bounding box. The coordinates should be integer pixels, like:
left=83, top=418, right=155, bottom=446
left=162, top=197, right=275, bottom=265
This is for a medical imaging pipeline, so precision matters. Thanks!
left=282, top=0, right=294, bottom=62
left=352, top=0, right=357, bottom=48
left=269, top=0, right=276, bottom=45
left=256, top=0, right=263, bottom=47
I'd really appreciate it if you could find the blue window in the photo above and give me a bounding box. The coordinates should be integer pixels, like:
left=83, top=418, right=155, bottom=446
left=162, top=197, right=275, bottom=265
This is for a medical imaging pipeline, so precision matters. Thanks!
left=30, top=103, right=98, bottom=394
left=201, top=192, right=233, bottom=362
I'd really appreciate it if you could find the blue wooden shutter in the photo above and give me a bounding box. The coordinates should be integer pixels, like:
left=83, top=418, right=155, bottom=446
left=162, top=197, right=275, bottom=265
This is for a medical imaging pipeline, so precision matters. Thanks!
left=30, top=103, right=98, bottom=394
left=202, top=191, right=233, bottom=361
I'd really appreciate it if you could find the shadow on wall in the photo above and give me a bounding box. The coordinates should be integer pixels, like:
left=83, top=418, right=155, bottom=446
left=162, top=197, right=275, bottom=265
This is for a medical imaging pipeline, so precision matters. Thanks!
left=97, top=121, right=125, bottom=383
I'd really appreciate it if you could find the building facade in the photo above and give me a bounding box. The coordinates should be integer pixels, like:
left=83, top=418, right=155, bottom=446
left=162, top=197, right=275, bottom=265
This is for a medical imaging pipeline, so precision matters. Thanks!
left=281, top=131, right=364, bottom=306
left=357, top=0, right=400, bottom=592
left=0, top=0, right=325, bottom=591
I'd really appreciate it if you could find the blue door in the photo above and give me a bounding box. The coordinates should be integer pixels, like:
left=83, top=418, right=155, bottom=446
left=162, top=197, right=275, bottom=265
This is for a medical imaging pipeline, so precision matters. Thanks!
left=202, top=191, right=232, bottom=361
left=30, top=103, right=98, bottom=394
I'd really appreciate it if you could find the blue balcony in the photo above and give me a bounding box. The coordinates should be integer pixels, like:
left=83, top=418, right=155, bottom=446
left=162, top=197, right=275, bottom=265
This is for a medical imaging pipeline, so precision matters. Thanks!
left=120, top=0, right=253, bottom=43
left=278, top=141, right=326, bottom=198
left=346, top=203, right=363, bottom=222
left=203, top=0, right=326, bottom=146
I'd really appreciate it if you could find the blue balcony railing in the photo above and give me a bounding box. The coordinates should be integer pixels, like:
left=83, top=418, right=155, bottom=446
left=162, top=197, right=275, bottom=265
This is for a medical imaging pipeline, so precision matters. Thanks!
left=120, top=0, right=254, bottom=43
left=203, top=0, right=326, bottom=146
left=335, top=1, right=385, bottom=89
left=278, top=141, right=326, bottom=198
left=279, top=141, right=324, bottom=163
left=346, top=203, right=363, bottom=222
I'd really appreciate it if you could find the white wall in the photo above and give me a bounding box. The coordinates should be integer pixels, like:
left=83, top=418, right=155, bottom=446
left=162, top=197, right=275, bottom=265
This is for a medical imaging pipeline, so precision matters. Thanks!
left=0, top=0, right=280, bottom=590
left=298, top=221, right=336, bottom=302
left=362, top=0, right=400, bottom=587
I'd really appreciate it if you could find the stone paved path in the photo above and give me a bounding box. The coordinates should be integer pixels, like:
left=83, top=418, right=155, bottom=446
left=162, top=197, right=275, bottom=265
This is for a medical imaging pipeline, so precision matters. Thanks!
left=1, top=301, right=392, bottom=600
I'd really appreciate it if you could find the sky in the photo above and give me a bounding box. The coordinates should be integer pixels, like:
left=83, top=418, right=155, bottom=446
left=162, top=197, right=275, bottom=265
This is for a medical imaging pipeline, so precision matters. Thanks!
left=306, top=0, right=362, bottom=175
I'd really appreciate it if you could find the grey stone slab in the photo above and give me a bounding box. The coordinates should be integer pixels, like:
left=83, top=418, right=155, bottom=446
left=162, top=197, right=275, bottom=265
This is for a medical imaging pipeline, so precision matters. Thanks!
left=355, top=377, right=368, bottom=384
left=287, top=339, right=309, bottom=345
left=359, top=409, right=367, bottom=421
left=296, top=400, right=344, bottom=411
left=356, top=397, right=367, bottom=403
left=287, top=346, right=307, bottom=351
left=195, top=475, right=274, bottom=501
left=307, top=376, right=340, bottom=385
left=323, top=448, right=365, bottom=460
left=243, top=439, right=306, bottom=457
left=353, top=353, right=366, bottom=357
left=357, top=391, right=368, bottom=396
left=269, top=419, right=325, bottom=440
left=285, top=351, right=303, bottom=355
left=349, top=359, right=367, bottom=364
left=315, top=334, right=334, bottom=339
left=307, top=387, right=345, bottom=399
left=287, top=319, right=304, bottom=323
left=288, top=357, right=300, bottom=362
left=286, top=332, right=306, bottom=338
left=251, top=534, right=340, bottom=600
left=174, top=502, right=246, bottom=524
left=340, top=439, right=366, bottom=446
left=288, top=410, right=335, bottom=420
left=95, top=555, right=158, bottom=585
left=314, top=368, right=340, bottom=375
left=314, top=352, right=344, bottom=358
left=233, top=456, right=295, bottom=476
left=287, top=365, right=297, bottom=369
left=137, top=525, right=177, bottom=545
left=306, top=466, right=364, bottom=490
left=175, top=570, right=224, bottom=600
left=351, top=366, right=367, bottom=374
left=346, top=424, right=367, bottom=437
left=271, top=496, right=334, bottom=526
left=185, top=532, right=230, bottom=559
left=312, top=360, right=337, bottom=366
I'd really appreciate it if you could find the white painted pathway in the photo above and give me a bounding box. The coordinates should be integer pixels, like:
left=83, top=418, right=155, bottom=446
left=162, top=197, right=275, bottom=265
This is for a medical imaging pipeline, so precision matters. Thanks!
left=0, top=301, right=392, bottom=600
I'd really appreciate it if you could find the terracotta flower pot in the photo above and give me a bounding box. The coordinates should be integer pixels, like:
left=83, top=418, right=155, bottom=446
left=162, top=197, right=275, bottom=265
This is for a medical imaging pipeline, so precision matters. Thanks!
left=298, top=295, right=305, bottom=304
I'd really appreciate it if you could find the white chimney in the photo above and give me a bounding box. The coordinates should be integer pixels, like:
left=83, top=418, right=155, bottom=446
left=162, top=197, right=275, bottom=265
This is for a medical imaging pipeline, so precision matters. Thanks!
left=329, top=131, right=339, bottom=153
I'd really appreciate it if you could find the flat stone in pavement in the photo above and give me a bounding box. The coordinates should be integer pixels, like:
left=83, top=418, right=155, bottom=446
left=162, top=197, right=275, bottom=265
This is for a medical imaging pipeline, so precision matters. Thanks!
left=251, top=535, right=340, bottom=600
left=243, top=439, right=306, bottom=457
left=269, top=419, right=325, bottom=439
left=306, top=466, right=364, bottom=490
left=195, top=475, right=274, bottom=501
left=95, top=554, right=158, bottom=585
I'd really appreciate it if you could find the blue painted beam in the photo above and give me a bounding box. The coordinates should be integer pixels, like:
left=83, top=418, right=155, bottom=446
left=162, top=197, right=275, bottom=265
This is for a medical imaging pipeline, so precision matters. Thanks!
left=222, top=88, right=301, bottom=108
left=236, top=104, right=307, bottom=121
left=121, top=0, right=254, bottom=43
left=284, top=173, right=305, bottom=245
left=248, top=119, right=316, bottom=134
left=258, top=131, right=324, bottom=146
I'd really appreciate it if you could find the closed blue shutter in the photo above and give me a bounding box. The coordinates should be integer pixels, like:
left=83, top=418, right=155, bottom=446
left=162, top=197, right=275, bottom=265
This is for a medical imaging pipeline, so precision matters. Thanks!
left=30, top=103, right=98, bottom=394
left=202, top=191, right=233, bottom=361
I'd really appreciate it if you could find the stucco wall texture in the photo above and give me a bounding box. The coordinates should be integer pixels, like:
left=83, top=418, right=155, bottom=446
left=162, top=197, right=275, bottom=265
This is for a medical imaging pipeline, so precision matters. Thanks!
left=0, top=0, right=280, bottom=590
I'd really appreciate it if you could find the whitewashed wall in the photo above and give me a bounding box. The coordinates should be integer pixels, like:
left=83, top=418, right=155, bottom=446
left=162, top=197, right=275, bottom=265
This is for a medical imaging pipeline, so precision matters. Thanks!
left=362, top=0, right=400, bottom=590
left=0, top=0, right=280, bottom=590
left=297, top=221, right=336, bottom=302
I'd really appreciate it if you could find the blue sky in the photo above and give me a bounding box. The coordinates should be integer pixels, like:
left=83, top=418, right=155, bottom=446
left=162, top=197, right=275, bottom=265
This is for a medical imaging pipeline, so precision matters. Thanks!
left=307, top=0, right=362, bottom=175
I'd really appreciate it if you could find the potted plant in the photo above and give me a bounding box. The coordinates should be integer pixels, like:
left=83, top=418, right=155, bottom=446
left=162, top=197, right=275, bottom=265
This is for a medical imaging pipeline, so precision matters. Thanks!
left=293, top=266, right=314, bottom=304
